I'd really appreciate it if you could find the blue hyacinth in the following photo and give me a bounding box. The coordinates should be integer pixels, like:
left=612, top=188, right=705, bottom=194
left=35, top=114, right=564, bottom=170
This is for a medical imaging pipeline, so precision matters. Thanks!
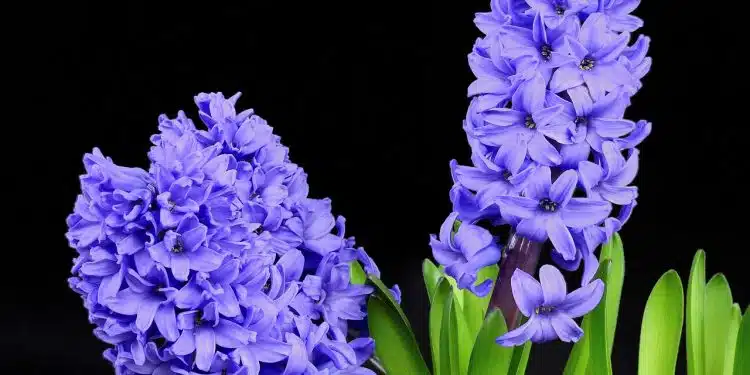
left=430, top=0, right=652, bottom=345
left=66, top=92, right=387, bottom=374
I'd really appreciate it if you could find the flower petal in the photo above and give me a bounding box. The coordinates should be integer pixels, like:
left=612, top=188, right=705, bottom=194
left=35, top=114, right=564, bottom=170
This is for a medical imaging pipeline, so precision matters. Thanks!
left=546, top=216, right=577, bottom=261
left=561, top=198, right=612, bottom=228
left=188, top=247, right=224, bottom=272
left=557, top=279, right=604, bottom=318
left=517, top=216, right=549, bottom=242
left=590, top=118, right=635, bottom=138
left=155, top=304, right=179, bottom=342
left=136, top=298, right=161, bottom=332
left=550, top=65, right=584, bottom=93
left=215, top=319, right=252, bottom=348
left=170, top=330, right=196, bottom=356
left=598, top=184, right=638, bottom=205
left=550, top=314, right=584, bottom=342
left=550, top=170, right=577, bottom=206
left=194, top=327, right=216, bottom=372
left=511, top=269, right=544, bottom=316
left=531, top=316, right=558, bottom=343
left=496, top=196, right=539, bottom=219
left=538, top=264, right=567, bottom=306
left=577, top=161, right=604, bottom=193
left=453, top=224, right=493, bottom=259
left=528, top=133, right=562, bottom=166
left=483, top=108, right=525, bottom=126
left=496, top=315, right=539, bottom=347
left=171, top=254, right=191, bottom=281
left=609, top=148, right=639, bottom=186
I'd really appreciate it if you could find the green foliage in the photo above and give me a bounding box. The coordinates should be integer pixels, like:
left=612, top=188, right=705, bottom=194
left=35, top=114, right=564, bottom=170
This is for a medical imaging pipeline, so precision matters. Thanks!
left=467, top=309, right=513, bottom=375
left=686, top=250, right=706, bottom=375
left=637, top=270, right=684, bottom=375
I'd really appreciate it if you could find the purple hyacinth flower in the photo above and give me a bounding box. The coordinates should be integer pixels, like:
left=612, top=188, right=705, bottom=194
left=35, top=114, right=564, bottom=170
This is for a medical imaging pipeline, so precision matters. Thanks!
left=548, top=86, right=635, bottom=167
left=148, top=214, right=224, bottom=281
left=451, top=152, right=536, bottom=205
left=169, top=303, right=254, bottom=372
left=291, top=253, right=374, bottom=331
left=500, top=13, right=578, bottom=82
left=589, top=0, right=644, bottom=32
left=473, top=74, right=572, bottom=166
left=496, top=265, right=604, bottom=345
left=105, top=265, right=180, bottom=339
left=496, top=167, right=612, bottom=260
left=229, top=336, right=291, bottom=374
left=467, top=37, right=522, bottom=112
left=579, top=141, right=638, bottom=205
left=276, top=198, right=345, bottom=256
left=475, top=0, right=532, bottom=35
left=525, top=0, right=587, bottom=28
left=155, top=171, right=213, bottom=228
left=430, top=212, right=502, bottom=296
left=620, top=34, right=651, bottom=95
left=550, top=13, right=632, bottom=100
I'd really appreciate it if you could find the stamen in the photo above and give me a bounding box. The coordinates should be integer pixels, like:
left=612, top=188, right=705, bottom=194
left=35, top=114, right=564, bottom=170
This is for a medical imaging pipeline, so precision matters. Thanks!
left=538, top=198, right=559, bottom=212
left=579, top=57, right=595, bottom=71
left=524, top=115, right=537, bottom=129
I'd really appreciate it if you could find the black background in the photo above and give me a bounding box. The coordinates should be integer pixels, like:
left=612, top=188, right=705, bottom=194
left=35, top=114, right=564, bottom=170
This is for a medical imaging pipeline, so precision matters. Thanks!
left=8, top=1, right=747, bottom=374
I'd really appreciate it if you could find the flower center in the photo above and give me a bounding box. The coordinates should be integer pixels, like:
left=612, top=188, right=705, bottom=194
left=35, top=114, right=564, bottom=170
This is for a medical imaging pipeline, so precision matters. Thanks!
left=535, top=305, right=556, bottom=314
left=167, top=200, right=177, bottom=212
left=263, top=280, right=272, bottom=292
left=554, top=5, right=565, bottom=15
left=539, top=198, right=559, bottom=212
left=540, top=44, right=552, bottom=61
left=171, top=238, right=184, bottom=253
left=194, top=312, right=204, bottom=327
left=574, top=116, right=588, bottom=126
left=502, top=170, right=513, bottom=181
left=524, top=115, right=537, bottom=129
left=579, top=57, right=595, bottom=71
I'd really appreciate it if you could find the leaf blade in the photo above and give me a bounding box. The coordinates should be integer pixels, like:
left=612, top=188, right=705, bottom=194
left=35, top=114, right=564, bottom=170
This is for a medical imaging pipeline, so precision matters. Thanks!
left=588, top=259, right=613, bottom=375
left=686, top=250, right=706, bottom=375
left=430, top=278, right=451, bottom=375
left=733, top=306, right=750, bottom=375
left=463, top=265, right=500, bottom=343
left=367, top=296, right=431, bottom=375
left=467, top=309, right=513, bottom=375
left=704, top=274, right=734, bottom=375
left=638, top=270, right=684, bottom=375
left=722, top=304, right=742, bottom=375
left=423, top=259, right=442, bottom=304
left=440, top=291, right=460, bottom=375
left=600, top=233, right=625, bottom=354
left=350, top=260, right=367, bottom=285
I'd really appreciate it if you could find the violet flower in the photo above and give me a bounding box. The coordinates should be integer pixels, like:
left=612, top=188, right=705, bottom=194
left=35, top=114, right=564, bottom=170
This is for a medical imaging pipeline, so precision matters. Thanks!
left=496, top=264, right=604, bottom=345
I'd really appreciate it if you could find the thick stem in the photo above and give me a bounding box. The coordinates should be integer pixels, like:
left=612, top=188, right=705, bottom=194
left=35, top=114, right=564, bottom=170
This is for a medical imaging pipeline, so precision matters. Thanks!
left=488, top=232, right=543, bottom=330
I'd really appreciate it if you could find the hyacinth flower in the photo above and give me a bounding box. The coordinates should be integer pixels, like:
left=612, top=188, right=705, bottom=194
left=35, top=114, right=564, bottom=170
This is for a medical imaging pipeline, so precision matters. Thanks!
left=65, top=92, right=391, bottom=374
left=429, top=0, right=652, bottom=345
left=496, top=265, right=604, bottom=345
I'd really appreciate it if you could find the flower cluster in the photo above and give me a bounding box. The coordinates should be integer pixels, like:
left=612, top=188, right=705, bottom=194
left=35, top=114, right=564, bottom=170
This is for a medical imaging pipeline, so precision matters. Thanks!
left=66, top=92, right=386, bottom=374
left=430, top=0, right=651, bottom=344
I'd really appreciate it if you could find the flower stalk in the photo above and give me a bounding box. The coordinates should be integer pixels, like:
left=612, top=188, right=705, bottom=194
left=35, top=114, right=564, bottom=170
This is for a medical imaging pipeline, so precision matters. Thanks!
left=489, top=232, right=543, bottom=329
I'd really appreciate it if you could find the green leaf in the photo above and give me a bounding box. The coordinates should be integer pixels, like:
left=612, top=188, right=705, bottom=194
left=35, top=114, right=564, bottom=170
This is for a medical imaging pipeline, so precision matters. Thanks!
left=439, top=266, right=465, bottom=309
left=734, top=306, right=750, bottom=375
left=367, top=295, right=431, bottom=375
left=440, top=291, right=461, bottom=375
left=722, top=304, right=742, bottom=375
left=508, top=334, right=532, bottom=375
left=368, top=275, right=412, bottom=330
left=462, top=265, right=500, bottom=342
left=423, top=259, right=442, bottom=304
left=686, top=250, right=706, bottom=375
left=468, top=309, right=513, bottom=375
left=430, top=278, right=451, bottom=375
left=588, top=259, right=613, bottom=375
left=350, top=260, right=367, bottom=285
left=563, top=257, right=613, bottom=375
left=600, top=233, right=625, bottom=354
left=453, top=292, right=473, bottom=375
left=704, top=274, right=734, bottom=375
left=638, top=270, right=684, bottom=375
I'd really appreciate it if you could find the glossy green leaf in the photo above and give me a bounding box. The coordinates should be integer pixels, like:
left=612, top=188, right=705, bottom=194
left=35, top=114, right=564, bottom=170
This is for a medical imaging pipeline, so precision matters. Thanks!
left=638, top=270, right=684, bottom=375
left=686, top=250, right=706, bottom=375
left=367, top=295, right=431, bottom=375
left=722, top=304, right=742, bottom=375
left=600, top=233, right=625, bottom=354
left=468, top=309, right=513, bottom=375
left=368, top=275, right=413, bottom=329
left=423, top=259, right=442, bottom=304
left=704, top=274, right=734, bottom=375
left=563, top=257, right=614, bottom=375
left=350, top=260, right=367, bottom=285
left=440, top=291, right=460, bottom=375
left=734, top=306, right=750, bottom=375
left=430, top=278, right=451, bottom=375
left=462, top=264, right=500, bottom=342
left=588, top=259, right=613, bottom=375
left=508, top=334, right=532, bottom=375
left=453, top=292, right=473, bottom=375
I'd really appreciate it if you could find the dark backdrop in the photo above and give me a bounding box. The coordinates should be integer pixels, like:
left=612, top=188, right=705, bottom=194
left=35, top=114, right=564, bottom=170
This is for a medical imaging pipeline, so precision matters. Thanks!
left=8, top=1, right=746, bottom=374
